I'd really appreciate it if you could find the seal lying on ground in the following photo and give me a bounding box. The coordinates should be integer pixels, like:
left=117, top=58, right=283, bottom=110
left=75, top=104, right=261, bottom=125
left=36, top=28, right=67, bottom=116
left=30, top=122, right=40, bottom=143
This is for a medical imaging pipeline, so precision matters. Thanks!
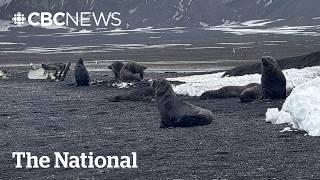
left=240, top=84, right=263, bottom=102
left=261, top=56, right=286, bottom=99
left=152, top=79, right=213, bottom=128
left=120, top=61, right=147, bottom=81
left=200, top=83, right=259, bottom=100
left=108, top=86, right=155, bottom=102
left=75, top=58, right=90, bottom=86
left=108, top=62, right=124, bottom=80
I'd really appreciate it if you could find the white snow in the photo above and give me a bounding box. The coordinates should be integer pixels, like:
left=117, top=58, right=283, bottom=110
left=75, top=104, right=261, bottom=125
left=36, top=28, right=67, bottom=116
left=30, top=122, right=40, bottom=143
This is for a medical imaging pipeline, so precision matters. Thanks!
left=0, top=42, right=25, bottom=45
left=200, top=22, right=209, bottom=28
left=167, top=66, right=320, bottom=96
left=112, top=82, right=132, bottom=89
left=28, top=68, right=49, bottom=80
left=185, top=47, right=225, bottom=50
left=28, top=68, right=56, bottom=80
left=0, top=70, right=8, bottom=79
left=128, top=7, right=138, bottom=14
left=264, top=0, right=273, bottom=7
left=265, top=77, right=320, bottom=136
left=204, top=19, right=320, bottom=36
left=256, top=0, right=273, bottom=7
left=217, top=42, right=255, bottom=45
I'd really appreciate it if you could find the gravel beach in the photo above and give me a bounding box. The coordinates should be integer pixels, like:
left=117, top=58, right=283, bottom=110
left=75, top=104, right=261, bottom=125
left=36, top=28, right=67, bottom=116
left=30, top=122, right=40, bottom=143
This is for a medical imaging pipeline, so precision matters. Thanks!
left=1, top=68, right=320, bottom=179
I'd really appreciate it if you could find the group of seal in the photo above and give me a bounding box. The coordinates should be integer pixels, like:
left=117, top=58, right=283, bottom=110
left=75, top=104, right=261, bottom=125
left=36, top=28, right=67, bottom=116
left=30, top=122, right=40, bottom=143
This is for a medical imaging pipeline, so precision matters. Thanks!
left=200, top=56, right=287, bottom=102
left=106, top=61, right=214, bottom=128
left=107, top=61, right=153, bottom=101
left=36, top=56, right=286, bottom=129
left=108, top=61, right=147, bottom=82
left=72, top=59, right=147, bottom=87
left=107, top=56, right=286, bottom=128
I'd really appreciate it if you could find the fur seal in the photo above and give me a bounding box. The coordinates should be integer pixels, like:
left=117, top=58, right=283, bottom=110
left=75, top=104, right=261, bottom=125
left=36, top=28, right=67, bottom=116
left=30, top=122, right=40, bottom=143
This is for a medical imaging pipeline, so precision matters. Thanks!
left=240, top=84, right=263, bottom=102
left=120, top=61, right=147, bottom=81
left=108, top=62, right=124, bottom=80
left=261, top=56, right=286, bottom=99
left=75, top=58, right=90, bottom=86
left=152, top=79, right=213, bottom=128
left=109, top=86, right=155, bottom=102
left=200, top=83, right=259, bottom=100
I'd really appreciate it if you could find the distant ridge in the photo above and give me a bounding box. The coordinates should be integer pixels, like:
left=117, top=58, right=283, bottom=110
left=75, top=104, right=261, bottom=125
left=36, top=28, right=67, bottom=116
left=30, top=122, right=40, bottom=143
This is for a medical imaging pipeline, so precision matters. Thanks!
left=222, top=51, right=320, bottom=77
left=0, top=0, right=320, bottom=28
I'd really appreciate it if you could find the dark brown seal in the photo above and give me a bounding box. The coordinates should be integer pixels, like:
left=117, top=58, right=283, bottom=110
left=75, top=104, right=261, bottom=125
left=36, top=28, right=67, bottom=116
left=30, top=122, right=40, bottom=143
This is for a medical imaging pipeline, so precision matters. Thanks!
left=240, top=84, right=263, bottom=102
left=200, top=83, right=259, bottom=100
left=120, top=61, right=147, bottom=81
left=75, top=58, right=90, bottom=86
left=152, top=79, right=213, bottom=128
left=108, top=61, right=124, bottom=80
left=261, top=56, right=286, bottom=99
left=109, top=86, right=155, bottom=102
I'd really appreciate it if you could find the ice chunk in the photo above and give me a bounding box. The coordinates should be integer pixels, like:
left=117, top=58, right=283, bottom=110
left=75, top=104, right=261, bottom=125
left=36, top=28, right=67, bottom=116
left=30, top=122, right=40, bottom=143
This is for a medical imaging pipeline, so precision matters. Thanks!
left=28, top=68, right=49, bottom=79
left=265, top=77, right=320, bottom=136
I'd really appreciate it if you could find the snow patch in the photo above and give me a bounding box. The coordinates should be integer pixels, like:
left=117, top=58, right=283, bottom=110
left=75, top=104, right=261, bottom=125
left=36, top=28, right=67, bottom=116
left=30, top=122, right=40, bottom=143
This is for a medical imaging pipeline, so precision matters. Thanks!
left=266, top=77, right=320, bottom=136
left=168, top=66, right=320, bottom=96
left=204, top=19, right=320, bottom=36
left=28, top=68, right=49, bottom=80
left=112, top=82, right=132, bottom=89
left=256, top=0, right=273, bottom=7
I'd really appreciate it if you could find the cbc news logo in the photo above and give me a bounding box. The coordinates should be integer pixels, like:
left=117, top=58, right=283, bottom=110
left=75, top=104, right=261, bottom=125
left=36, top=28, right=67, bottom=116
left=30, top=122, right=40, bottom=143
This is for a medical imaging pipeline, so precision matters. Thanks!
left=11, top=11, right=121, bottom=27
left=12, top=12, right=26, bottom=26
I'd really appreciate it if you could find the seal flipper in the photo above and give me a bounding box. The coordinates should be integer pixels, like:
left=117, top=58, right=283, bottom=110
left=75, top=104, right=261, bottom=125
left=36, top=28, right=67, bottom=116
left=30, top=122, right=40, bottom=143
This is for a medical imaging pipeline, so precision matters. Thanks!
left=174, top=115, right=212, bottom=127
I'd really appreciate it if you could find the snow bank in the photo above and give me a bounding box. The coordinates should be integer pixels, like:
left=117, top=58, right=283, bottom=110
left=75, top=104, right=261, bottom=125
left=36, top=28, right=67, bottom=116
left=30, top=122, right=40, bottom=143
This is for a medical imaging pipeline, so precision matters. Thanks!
left=167, top=66, right=320, bottom=96
left=265, top=77, right=320, bottom=136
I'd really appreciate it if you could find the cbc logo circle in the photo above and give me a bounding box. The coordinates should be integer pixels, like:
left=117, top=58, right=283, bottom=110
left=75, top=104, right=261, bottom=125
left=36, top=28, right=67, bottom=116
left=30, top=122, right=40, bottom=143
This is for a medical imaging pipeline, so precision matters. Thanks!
left=12, top=12, right=26, bottom=26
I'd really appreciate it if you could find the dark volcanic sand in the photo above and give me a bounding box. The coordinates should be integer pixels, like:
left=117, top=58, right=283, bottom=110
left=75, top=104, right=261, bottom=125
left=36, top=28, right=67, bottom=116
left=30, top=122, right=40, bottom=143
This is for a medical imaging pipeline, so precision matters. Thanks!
left=1, top=69, right=320, bottom=179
